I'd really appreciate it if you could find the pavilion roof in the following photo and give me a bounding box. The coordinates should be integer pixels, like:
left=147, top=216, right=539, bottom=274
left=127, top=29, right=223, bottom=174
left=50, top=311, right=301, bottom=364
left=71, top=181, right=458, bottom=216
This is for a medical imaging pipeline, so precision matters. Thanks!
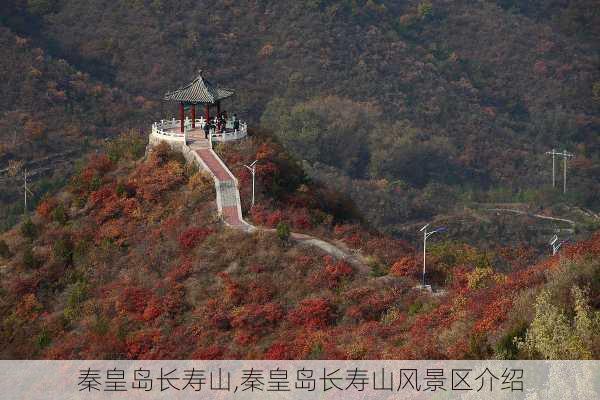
left=163, top=71, right=234, bottom=104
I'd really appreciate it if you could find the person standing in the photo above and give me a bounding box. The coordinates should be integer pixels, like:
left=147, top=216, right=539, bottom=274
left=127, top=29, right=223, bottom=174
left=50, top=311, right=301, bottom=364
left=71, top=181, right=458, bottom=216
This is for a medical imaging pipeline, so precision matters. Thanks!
left=233, top=113, right=239, bottom=131
left=203, top=119, right=210, bottom=139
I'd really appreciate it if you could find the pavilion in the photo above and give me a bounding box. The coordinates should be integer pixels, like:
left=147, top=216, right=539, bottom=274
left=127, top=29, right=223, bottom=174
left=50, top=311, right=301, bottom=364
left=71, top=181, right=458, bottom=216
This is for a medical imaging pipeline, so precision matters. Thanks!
left=152, top=71, right=247, bottom=142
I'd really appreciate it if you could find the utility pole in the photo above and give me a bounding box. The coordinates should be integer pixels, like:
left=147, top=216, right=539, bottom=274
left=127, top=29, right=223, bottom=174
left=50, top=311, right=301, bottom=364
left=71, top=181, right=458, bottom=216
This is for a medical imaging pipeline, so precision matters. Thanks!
left=419, top=224, right=446, bottom=288
left=546, top=149, right=574, bottom=193
left=243, top=160, right=258, bottom=208
left=560, top=150, right=574, bottom=194
left=545, top=149, right=559, bottom=188
left=23, top=169, right=34, bottom=215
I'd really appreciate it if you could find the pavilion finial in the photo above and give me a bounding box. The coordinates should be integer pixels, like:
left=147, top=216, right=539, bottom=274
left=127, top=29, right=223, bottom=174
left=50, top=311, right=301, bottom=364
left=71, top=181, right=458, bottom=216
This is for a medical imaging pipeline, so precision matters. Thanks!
left=198, top=69, right=204, bottom=77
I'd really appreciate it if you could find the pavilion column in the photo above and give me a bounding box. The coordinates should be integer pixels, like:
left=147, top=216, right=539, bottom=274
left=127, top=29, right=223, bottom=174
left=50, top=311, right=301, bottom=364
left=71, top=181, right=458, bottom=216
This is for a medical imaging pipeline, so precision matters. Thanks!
left=205, top=104, right=210, bottom=122
left=179, top=102, right=185, bottom=133
left=191, top=104, right=196, bottom=128
left=216, top=101, right=221, bottom=131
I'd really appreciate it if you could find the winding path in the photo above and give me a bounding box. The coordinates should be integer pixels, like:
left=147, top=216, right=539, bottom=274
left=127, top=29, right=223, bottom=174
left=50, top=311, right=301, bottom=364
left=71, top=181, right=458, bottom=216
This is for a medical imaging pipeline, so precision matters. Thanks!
left=184, top=131, right=368, bottom=271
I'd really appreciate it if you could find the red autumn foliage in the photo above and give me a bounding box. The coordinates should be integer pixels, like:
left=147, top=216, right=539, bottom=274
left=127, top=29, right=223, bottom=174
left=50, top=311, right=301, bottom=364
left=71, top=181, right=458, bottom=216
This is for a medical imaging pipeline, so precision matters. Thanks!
left=390, top=256, right=418, bottom=277
left=290, top=208, right=312, bottom=230
left=266, top=210, right=283, bottom=227
left=126, top=330, right=162, bottom=359
left=218, top=273, right=243, bottom=305
left=166, top=260, right=193, bottom=282
left=265, top=342, right=296, bottom=359
left=179, top=227, right=212, bottom=250
left=36, top=198, right=56, bottom=220
left=117, top=287, right=154, bottom=319
left=288, top=298, right=333, bottom=329
left=323, top=258, right=353, bottom=288
left=230, top=302, right=284, bottom=338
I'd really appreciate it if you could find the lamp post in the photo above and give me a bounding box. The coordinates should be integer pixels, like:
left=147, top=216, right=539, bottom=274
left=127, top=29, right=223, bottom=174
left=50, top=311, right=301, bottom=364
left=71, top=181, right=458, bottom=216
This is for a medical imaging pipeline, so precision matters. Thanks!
left=419, top=224, right=446, bottom=288
left=549, top=234, right=568, bottom=256
left=243, top=160, right=258, bottom=208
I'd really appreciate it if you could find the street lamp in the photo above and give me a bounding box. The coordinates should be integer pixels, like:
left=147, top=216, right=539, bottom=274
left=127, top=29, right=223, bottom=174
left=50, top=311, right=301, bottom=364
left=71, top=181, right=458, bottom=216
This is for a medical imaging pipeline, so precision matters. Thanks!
left=243, top=160, right=258, bottom=208
left=549, top=235, right=568, bottom=256
left=419, top=224, right=447, bottom=288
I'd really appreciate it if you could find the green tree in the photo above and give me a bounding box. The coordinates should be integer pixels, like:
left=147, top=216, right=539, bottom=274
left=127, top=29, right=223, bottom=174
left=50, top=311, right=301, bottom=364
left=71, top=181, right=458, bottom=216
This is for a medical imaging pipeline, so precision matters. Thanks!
left=262, top=96, right=379, bottom=177
left=22, top=244, right=40, bottom=269
left=53, top=237, right=74, bottom=266
left=592, top=81, right=600, bottom=104
left=417, top=1, right=433, bottom=19
left=518, top=287, right=599, bottom=359
left=0, top=240, right=10, bottom=258
left=276, top=221, right=291, bottom=243
left=52, top=203, right=68, bottom=225
left=20, top=218, right=38, bottom=240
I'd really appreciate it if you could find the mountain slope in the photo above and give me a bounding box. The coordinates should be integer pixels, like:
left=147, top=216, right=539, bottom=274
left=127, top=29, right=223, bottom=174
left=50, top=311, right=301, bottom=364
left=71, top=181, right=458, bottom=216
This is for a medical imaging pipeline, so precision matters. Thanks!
left=0, top=135, right=598, bottom=359
left=3, top=0, right=595, bottom=238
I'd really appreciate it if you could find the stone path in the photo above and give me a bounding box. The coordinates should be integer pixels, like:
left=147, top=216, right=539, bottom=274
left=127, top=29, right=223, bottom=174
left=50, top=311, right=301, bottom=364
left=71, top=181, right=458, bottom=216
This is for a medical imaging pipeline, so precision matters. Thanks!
left=187, top=132, right=251, bottom=230
left=183, top=132, right=368, bottom=268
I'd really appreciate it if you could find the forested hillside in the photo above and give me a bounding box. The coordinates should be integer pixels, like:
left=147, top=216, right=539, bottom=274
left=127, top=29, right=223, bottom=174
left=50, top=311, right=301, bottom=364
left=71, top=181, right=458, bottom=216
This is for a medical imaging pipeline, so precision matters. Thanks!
left=1, top=0, right=598, bottom=247
left=1, top=135, right=598, bottom=359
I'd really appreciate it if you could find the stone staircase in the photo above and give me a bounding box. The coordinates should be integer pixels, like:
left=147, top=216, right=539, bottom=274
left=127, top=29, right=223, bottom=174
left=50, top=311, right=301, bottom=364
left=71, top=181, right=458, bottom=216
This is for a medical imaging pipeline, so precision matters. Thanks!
left=186, top=132, right=253, bottom=231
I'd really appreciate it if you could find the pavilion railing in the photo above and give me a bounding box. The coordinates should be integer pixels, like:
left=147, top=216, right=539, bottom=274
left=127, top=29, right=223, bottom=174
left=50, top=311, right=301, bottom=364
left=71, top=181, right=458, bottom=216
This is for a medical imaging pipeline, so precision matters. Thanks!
left=152, top=118, right=248, bottom=142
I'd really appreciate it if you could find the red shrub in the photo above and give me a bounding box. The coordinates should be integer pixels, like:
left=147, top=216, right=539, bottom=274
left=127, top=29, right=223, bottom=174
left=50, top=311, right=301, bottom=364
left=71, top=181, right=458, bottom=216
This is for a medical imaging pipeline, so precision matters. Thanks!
left=118, top=287, right=153, bottom=317
left=179, top=227, right=212, bottom=250
left=266, top=210, right=283, bottom=227
left=324, top=259, right=353, bottom=288
left=142, top=302, right=162, bottom=321
left=288, top=298, right=333, bottom=329
left=390, top=256, right=418, bottom=277
left=167, top=260, right=193, bottom=282
left=218, top=273, right=243, bottom=305
left=230, top=302, right=284, bottom=335
left=265, top=342, right=296, bottom=359
left=36, top=198, right=56, bottom=220
left=290, top=208, right=312, bottom=230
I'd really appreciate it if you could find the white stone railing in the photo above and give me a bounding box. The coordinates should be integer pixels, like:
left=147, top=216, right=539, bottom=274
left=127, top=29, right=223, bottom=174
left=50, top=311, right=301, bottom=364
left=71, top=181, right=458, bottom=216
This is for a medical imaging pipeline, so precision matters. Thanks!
left=211, top=122, right=248, bottom=142
left=152, top=118, right=205, bottom=137
left=152, top=118, right=248, bottom=143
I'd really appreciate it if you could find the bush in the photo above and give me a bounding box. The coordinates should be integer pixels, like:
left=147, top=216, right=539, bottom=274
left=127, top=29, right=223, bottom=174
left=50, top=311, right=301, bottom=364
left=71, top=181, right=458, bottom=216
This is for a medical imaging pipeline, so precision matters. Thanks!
left=20, top=218, right=38, bottom=240
left=106, top=130, right=147, bottom=162
left=276, top=221, right=291, bottom=243
left=53, top=237, right=74, bottom=265
left=0, top=240, right=10, bottom=258
left=22, top=245, right=40, bottom=269
left=52, top=203, right=68, bottom=225
left=63, top=281, right=88, bottom=322
left=288, top=298, right=334, bottom=329
left=179, top=227, right=212, bottom=250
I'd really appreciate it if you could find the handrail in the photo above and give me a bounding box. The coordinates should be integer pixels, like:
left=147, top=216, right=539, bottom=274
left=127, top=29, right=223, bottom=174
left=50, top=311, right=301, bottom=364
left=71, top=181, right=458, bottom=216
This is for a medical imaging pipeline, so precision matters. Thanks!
left=152, top=119, right=248, bottom=142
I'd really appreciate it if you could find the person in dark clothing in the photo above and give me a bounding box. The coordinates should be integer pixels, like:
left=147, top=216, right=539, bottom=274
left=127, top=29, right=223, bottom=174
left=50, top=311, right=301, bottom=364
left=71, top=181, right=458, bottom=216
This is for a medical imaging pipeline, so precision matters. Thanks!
left=233, top=113, right=239, bottom=131
left=203, top=121, right=210, bottom=139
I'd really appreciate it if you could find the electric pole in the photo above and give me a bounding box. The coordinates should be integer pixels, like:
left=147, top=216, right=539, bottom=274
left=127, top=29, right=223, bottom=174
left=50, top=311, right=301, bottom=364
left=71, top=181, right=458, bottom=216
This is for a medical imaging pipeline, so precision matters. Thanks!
left=560, top=150, right=574, bottom=194
left=23, top=169, right=34, bottom=215
left=545, top=149, right=559, bottom=188
left=419, top=224, right=447, bottom=288
left=546, top=149, right=574, bottom=193
left=243, top=160, right=258, bottom=208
